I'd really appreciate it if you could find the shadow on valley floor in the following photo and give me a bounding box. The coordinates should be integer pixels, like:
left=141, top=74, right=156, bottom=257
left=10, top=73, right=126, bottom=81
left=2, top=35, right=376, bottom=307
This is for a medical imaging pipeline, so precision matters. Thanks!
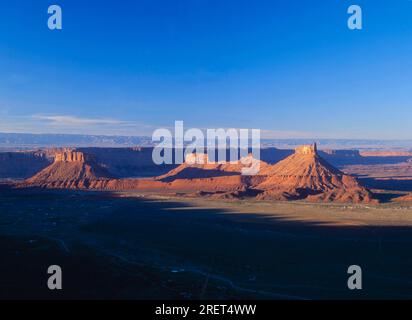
left=1, top=185, right=412, bottom=299
left=371, top=191, right=406, bottom=203
left=360, top=177, right=412, bottom=192
left=330, top=155, right=412, bottom=166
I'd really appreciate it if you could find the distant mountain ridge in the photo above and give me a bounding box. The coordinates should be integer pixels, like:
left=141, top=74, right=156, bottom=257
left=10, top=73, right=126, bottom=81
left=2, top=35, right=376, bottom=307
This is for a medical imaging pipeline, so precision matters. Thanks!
left=0, top=133, right=153, bottom=148
left=1, top=132, right=412, bottom=150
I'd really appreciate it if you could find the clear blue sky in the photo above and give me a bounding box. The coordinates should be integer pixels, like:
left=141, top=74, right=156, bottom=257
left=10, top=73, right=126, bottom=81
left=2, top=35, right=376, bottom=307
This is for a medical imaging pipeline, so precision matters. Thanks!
left=0, top=0, right=411, bottom=138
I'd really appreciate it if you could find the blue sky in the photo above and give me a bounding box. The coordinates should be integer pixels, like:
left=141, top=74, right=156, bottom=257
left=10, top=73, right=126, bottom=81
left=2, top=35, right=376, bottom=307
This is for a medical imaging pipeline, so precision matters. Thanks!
left=0, top=0, right=411, bottom=138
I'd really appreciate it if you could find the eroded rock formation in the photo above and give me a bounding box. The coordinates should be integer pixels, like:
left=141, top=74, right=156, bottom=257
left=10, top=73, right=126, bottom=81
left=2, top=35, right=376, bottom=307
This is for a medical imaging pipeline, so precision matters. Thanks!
left=157, top=153, right=269, bottom=182
left=23, top=145, right=376, bottom=204
left=254, top=144, right=375, bottom=203
left=25, top=149, right=112, bottom=189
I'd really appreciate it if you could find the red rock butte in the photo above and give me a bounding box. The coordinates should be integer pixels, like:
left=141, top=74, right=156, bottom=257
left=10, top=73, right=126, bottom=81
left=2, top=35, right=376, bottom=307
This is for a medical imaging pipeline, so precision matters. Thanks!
left=23, top=145, right=377, bottom=204
left=255, top=143, right=375, bottom=203
left=25, top=150, right=112, bottom=189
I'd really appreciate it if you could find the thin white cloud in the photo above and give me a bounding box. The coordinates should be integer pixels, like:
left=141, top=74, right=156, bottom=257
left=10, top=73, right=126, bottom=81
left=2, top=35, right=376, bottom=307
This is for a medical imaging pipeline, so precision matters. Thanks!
left=1, top=114, right=410, bottom=140
left=32, top=115, right=126, bottom=126
left=0, top=114, right=157, bottom=136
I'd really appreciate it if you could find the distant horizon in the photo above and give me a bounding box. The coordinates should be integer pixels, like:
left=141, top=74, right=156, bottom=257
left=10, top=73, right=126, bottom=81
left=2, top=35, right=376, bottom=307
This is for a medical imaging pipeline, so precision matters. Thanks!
left=3, top=131, right=412, bottom=141
left=2, top=132, right=412, bottom=152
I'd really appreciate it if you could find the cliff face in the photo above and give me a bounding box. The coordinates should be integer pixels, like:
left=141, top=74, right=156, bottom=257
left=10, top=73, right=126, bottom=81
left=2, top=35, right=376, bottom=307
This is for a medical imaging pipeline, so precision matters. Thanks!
left=295, top=143, right=317, bottom=155
left=54, top=150, right=86, bottom=162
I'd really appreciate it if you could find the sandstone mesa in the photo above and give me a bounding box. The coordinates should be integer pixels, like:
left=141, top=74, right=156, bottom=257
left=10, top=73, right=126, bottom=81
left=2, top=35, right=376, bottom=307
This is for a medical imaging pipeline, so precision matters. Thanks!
left=22, top=144, right=376, bottom=204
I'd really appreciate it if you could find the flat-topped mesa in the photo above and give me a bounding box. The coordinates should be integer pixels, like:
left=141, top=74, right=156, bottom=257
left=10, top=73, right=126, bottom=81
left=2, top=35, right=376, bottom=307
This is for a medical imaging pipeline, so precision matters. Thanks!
left=295, top=143, right=317, bottom=155
left=184, top=152, right=262, bottom=166
left=54, top=150, right=93, bottom=163
left=321, top=149, right=361, bottom=157
left=185, top=153, right=209, bottom=165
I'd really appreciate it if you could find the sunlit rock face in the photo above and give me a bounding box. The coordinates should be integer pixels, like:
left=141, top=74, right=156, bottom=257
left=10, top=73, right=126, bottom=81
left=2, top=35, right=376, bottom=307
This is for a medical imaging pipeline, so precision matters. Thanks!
left=185, top=153, right=209, bottom=165
left=294, top=143, right=317, bottom=155
left=53, top=149, right=100, bottom=163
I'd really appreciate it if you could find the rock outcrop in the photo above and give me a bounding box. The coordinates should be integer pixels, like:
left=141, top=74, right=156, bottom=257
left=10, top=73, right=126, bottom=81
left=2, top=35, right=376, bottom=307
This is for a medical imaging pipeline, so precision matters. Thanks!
left=25, top=149, right=112, bottom=189
left=254, top=144, right=375, bottom=203
left=23, top=145, right=376, bottom=204
left=54, top=151, right=86, bottom=162
left=156, top=153, right=269, bottom=182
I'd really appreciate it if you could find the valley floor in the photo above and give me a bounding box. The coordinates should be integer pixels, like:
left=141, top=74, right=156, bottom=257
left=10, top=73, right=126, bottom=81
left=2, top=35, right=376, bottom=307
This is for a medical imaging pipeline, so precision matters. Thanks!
left=2, top=185, right=412, bottom=299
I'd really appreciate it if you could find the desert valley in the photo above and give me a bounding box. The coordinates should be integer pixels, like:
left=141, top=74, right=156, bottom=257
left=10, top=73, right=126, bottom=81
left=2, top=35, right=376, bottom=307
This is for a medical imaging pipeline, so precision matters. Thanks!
left=2, top=143, right=412, bottom=204
left=2, top=143, right=412, bottom=298
left=2, top=0, right=412, bottom=307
